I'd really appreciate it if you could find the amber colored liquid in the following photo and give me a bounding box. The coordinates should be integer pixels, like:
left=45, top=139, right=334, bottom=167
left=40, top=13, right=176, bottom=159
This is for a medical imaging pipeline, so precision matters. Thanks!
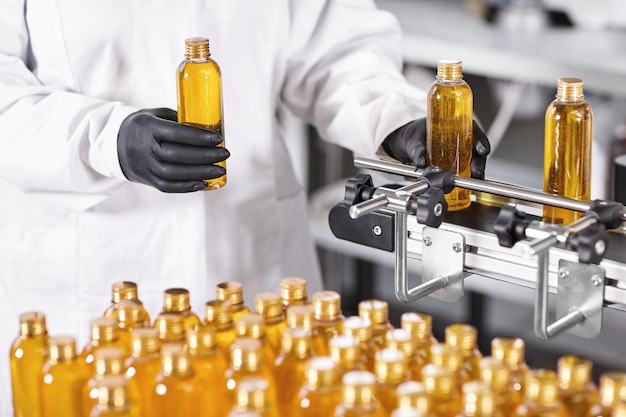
left=177, top=57, right=225, bottom=190
left=334, top=405, right=386, bottom=417
left=40, top=359, right=91, bottom=417
left=156, top=310, right=201, bottom=332
left=272, top=354, right=311, bottom=416
left=153, top=372, right=209, bottom=417
left=560, top=386, right=599, bottom=417
left=125, top=355, right=161, bottom=417
left=376, top=384, right=401, bottom=416
left=216, top=327, right=237, bottom=358
left=426, top=79, right=473, bottom=211
left=315, top=318, right=345, bottom=356
left=265, top=321, right=287, bottom=352
left=543, top=100, right=592, bottom=224
left=510, top=366, right=529, bottom=408
left=80, top=339, right=129, bottom=370
left=224, top=367, right=278, bottom=412
left=463, top=349, right=483, bottom=381
left=10, top=334, right=48, bottom=417
left=514, top=402, right=570, bottom=417
left=371, top=324, right=394, bottom=351
left=89, top=405, right=139, bottom=417
left=296, top=386, right=342, bottom=417
left=192, top=351, right=230, bottom=417
left=104, top=301, right=151, bottom=324
left=587, top=403, right=612, bottom=417
left=430, top=393, right=463, bottom=417
left=232, top=306, right=252, bottom=321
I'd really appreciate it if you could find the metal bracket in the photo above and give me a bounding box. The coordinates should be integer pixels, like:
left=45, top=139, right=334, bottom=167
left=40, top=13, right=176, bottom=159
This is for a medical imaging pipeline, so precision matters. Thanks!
left=422, top=227, right=465, bottom=302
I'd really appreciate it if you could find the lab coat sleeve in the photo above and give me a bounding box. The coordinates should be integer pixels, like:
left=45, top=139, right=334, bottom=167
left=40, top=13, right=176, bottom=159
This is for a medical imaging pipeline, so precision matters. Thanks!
left=281, top=0, right=427, bottom=157
left=0, top=1, right=136, bottom=208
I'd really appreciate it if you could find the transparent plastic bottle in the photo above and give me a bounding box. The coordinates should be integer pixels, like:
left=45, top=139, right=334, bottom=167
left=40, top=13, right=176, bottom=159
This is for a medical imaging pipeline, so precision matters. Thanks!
left=81, top=317, right=127, bottom=368
left=217, top=281, right=251, bottom=320
left=385, top=329, right=423, bottom=381
left=543, top=78, right=593, bottom=224
left=286, top=304, right=326, bottom=355
left=587, top=372, right=626, bottom=417
left=295, top=356, right=341, bottom=417
left=335, top=371, right=385, bottom=417
left=421, top=364, right=462, bottom=417
left=271, top=327, right=314, bottom=416
left=40, top=336, right=90, bottom=417
left=374, top=348, right=410, bottom=415
left=358, top=299, right=394, bottom=351
left=557, top=355, right=599, bottom=417
left=116, top=299, right=151, bottom=351
left=125, top=327, right=161, bottom=417
left=514, top=369, right=568, bottom=417
left=396, top=381, right=433, bottom=416
left=155, top=288, right=201, bottom=331
left=329, top=335, right=367, bottom=378
left=103, top=281, right=151, bottom=324
left=235, top=313, right=279, bottom=366
left=205, top=299, right=236, bottom=355
left=491, top=337, right=529, bottom=407
left=280, top=277, right=308, bottom=310
left=89, top=375, right=139, bottom=417
left=400, top=312, right=437, bottom=366
left=253, top=292, right=286, bottom=352
left=343, top=316, right=377, bottom=372
left=176, top=36, right=225, bottom=190
left=426, top=59, right=473, bottom=211
left=312, top=290, right=345, bottom=355
left=430, top=343, right=471, bottom=388
left=82, top=346, right=127, bottom=417
left=10, top=311, right=48, bottom=417
left=228, top=376, right=278, bottom=417
left=460, top=381, right=500, bottom=417
left=154, top=312, right=186, bottom=345
left=445, top=323, right=483, bottom=381
left=479, top=357, right=519, bottom=416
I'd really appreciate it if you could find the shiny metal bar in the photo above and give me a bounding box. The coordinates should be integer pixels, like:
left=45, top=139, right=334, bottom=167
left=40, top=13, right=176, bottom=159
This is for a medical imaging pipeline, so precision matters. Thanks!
left=546, top=311, right=586, bottom=339
left=349, top=195, right=387, bottom=219
left=354, top=157, right=626, bottom=221
left=534, top=251, right=550, bottom=341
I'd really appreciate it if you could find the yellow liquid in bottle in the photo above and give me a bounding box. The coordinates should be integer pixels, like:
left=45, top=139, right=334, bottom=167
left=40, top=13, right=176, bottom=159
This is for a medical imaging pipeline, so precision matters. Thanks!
left=158, top=288, right=201, bottom=331
left=343, top=316, right=377, bottom=372
left=82, top=347, right=127, bottom=417
left=125, top=327, right=161, bottom=417
left=177, top=37, right=225, bottom=190
left=235, top=313, right=280, bottom=366
left=479, top=356, right=519, bottom=416
left=558, top=355, right=599, bottom=417
left=313, top=290, right=345, bottom=356
left=426, top=60, right=473, bottom=211
left=397, top=381, right=433, bottom=415
left=335, top=371, right=386, bottom=417
left=401, top=312, right=438, bottom=368
left=491, top=337, right=529, bottom=407
left=88, top=375, right=139, bottom=417
left=228, top=376, right=278, bottom=417
left=515, top=369, right=569, bottom=417
left=205, top=299, right=237, bottom=357
left=543, top=78, right=593, bottom=224
left=296, top=357, right=341, bottom=417
left=40, top=336, right=91, bottom=417
left=445, top=323, right=483, bottom=381
left=254, top=292, right=286, bottom=352
left=587, top=372, right=626, bottom=417
left=374, top=348, right=409, bottom=415
left=358, top=299, right=394, bottom=351
left=330, top=335, right=368, bottom=378
left=217, top=281, right=252, bottom=321
left=103, top=281, right=151, bottom=324
left=81, top=317, right=128, bottom=369
left=10, top=311, right=48, bottom=417
left=422, top=364, right=463, bottom=417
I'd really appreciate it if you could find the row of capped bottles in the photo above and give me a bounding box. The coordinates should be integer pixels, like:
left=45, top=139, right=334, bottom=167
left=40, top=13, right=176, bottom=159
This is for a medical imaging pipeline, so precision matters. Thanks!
left=11, top=278, right=626, bottom=417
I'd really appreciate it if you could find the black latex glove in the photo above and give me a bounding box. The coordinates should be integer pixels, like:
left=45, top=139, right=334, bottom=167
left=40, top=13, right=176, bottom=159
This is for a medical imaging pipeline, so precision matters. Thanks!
left=117, top=108, right=229, bottom=192
left=382, top=118, right=491, bottom=180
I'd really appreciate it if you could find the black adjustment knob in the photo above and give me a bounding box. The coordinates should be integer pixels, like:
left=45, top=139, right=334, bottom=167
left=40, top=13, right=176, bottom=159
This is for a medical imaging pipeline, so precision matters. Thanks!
left=411, top=187, right=447, bottom=228
left=590, top=200, right=625, bottom=230
left=494, top=206, right=530, bottom=248
left=569, top=223, right=609, bottom=264
left=421, top=166, right=455, bottom=194
left=343, top=174, right=375, bottom=205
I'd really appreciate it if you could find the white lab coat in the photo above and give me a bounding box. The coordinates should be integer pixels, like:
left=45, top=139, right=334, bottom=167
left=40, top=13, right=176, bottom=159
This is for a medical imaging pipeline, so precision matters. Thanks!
left=0, top=1, right=426, bottom=414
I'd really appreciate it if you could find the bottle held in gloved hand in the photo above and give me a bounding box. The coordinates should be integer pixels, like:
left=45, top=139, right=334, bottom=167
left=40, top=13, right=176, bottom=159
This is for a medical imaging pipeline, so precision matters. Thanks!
left=543, top=78, right=592, bottom=224
left=426, top=59, right=473, bottom=211
left=177, top=37, right=226, bottom=190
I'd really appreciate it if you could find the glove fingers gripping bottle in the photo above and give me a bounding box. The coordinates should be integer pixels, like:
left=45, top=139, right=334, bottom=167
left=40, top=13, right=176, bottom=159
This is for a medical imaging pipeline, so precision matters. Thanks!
left=426, top=59, right=474, bottom=211
left=177, top=37, right=226, bottom=190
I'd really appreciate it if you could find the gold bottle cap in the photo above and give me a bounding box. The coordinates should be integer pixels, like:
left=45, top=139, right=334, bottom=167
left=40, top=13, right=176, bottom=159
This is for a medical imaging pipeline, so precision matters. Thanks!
left=235, top=376, right=269, bottom=412
left=94, top=347, right=126, bottom=376
left=430, top=343, right=463, bottom=373
left=130, top=327, right=160, bottom=358
left=163, top=288, right=191, bottom=313
left=599, top=372, right=626, bottom=406
left=422, top=364, right=457, bottom=396
left=358, top=299, right=389, bottom=328
left=462, top=381, right=496, bottom=417
left=306, top=356, right=338, bottom=390
left=154, top=312, right=185, bottom=343
left=312, top=290, right=342, bottom=321
left=341, top=371, right=377, bottom=409
left=342, top=316, right=373, bottom=343
left=216, top=281, right=245, bottom=310
left=95, top=375, right=129, bottom=408
left=185, top=324, right=216, bottom=356
left=479, top=357, right=511, bottom=392
left=19, top=311, right=47, bottom=338
left=205, top=299, right=233, bottom=331
left=386, top=329, right=417, bottom=359
left=161, top=343, right=192, bottom=378
left=286, top=304, right=315, bottom=331
left=400, top=312, right=432, bottom=342
left=253, top=293, right=283, bottom=324
left=397, top=381, right=432, bottom=413
left=329, top=335, right=361, bottom=370
left=235, top=313, right=267, bottom=339
left=437, top=59, right=463, bottom=81
left=48, top=336, right=77, bottom=364
left=445, top=324, right=477, bottom=355
left=280, top=327, right=312, bottom=359
left=111, top=281, right=138, bottom=304
left=117, top=299, right=148, bottom=330
left=375, top=348, right=408, bottom=385
left=280, top=277, right=308, bottom=306
left=231, top=338, right=263, bottom=372
left=185, top=37, right=210, bottom=60
left=558, top=355, right=593, bottom=390
left=525, top=369, right=560, bottom=406
left=556, top=78, right=584, bottom=101
left=491, top=337, right=525, bottom=369
left=90, top=317, right=119, bottom=344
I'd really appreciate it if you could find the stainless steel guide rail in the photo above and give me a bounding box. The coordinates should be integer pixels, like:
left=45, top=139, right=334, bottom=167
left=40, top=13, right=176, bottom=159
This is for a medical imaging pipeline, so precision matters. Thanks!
left=328, top=157, right=626, bottom=341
